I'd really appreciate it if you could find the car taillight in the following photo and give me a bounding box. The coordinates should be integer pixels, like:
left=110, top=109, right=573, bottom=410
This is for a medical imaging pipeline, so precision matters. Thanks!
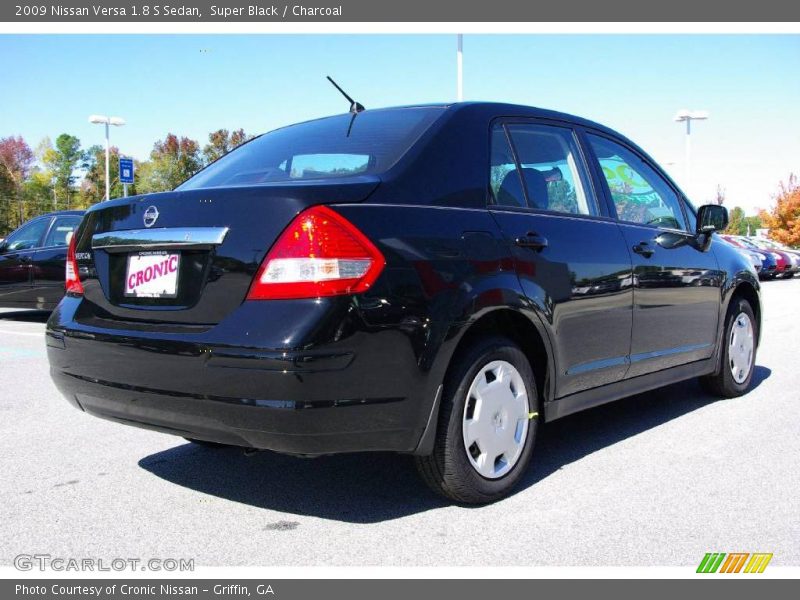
left=65, top=233, right=84, bottom=296
left=247, top=205, right=385, bottom=300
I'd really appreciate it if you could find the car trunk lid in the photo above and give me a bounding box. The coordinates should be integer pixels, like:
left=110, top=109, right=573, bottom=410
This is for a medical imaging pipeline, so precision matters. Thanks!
left=71, top=177, right=379, bottom=327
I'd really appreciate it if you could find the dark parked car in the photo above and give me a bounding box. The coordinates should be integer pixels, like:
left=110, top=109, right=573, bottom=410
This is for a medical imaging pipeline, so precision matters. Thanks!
left=46, top=103, right=760, bottom=503
left=0, top=210, right=84, bottom=310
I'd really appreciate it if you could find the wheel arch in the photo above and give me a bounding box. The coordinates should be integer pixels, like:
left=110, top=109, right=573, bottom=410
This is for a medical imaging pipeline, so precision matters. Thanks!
left=413, top=305, right=556, bottom=455
left=727, top=275, right=762, bottom=344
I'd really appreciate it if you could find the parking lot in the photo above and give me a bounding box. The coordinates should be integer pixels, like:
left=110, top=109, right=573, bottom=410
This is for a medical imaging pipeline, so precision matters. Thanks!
left=1, top=278, right=798, bottom=568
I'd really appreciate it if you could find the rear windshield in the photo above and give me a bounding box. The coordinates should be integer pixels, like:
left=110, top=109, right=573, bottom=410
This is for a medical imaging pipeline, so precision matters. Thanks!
left=178, top=107, right=444, bottom=190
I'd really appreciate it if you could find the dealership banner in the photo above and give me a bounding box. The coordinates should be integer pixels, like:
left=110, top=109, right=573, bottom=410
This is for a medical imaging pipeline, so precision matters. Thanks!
left=3, top=0, right=800, bottom=22
left=4, top=579, right=797, bottom=599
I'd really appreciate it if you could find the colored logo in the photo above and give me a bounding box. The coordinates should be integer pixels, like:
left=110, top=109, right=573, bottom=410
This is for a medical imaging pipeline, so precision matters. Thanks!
left=697, top=552, right=773, bottom=573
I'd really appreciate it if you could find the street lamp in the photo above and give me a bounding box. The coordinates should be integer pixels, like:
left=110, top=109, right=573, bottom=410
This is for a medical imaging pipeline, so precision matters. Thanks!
left=88, top=114, right=125, bottom=201
left=673, top=109, right=709, bottom=195
left=456, top=34, right=464, bottom=101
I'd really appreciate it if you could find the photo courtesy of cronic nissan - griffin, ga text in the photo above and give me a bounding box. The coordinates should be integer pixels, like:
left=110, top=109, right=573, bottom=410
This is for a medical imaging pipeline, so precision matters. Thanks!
left=46, top=102, right=761, bottom=503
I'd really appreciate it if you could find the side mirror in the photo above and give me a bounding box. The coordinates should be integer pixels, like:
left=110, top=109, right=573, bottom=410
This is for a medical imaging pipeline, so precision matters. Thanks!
left=696, top=204, right=729, bottom=235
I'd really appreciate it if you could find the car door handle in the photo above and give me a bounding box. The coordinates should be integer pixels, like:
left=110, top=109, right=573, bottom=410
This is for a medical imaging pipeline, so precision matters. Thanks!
left=515, top=232, right=548, bottom=252
left=632, top=241, right=655, bottom=258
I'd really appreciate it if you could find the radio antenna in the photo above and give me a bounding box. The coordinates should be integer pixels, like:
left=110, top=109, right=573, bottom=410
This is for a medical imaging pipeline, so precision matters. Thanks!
left=326, top=76, right=365, bottom=114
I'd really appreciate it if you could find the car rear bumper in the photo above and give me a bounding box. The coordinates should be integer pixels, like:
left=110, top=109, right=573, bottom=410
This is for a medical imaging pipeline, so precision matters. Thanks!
left=46, top=297, right=433, bottom=456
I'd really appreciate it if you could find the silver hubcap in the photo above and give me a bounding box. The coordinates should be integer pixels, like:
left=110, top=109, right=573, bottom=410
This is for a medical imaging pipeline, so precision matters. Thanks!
left=729, top=312, right=754, bottom=384
left=462, top=360, right=530, bottom=479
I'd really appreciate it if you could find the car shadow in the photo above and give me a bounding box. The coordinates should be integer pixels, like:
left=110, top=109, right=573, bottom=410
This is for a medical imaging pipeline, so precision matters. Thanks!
left=0, top=309, right=51, bottom=323
left=139, top=365, right=771, bottom=523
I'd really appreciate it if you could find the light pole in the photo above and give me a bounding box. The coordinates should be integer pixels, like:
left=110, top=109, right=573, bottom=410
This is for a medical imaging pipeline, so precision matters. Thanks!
left=673, top=109, right=709, bottom=195
left=456, top=34, right=463, bottom=101
left=88, top=114, right=125, bottom=201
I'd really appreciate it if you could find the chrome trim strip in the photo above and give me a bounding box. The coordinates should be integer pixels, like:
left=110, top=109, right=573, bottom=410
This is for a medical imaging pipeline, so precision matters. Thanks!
left=92, top=227, right=229, bottom=252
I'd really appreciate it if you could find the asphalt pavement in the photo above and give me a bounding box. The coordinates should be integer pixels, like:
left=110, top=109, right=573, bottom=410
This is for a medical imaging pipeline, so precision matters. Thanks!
left=1, top=279, right=798, bottom=567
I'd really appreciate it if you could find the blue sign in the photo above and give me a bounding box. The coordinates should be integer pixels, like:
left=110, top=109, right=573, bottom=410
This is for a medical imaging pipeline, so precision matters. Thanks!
left=119, top=157, right=134, bottom=184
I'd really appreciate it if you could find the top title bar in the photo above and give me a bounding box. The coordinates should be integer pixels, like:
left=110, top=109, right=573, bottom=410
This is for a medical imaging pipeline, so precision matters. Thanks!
left=4, top=0, right=800, bottom=22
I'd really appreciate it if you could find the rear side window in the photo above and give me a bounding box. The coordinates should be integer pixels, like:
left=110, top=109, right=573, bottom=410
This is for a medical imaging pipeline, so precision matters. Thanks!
left=587, top=134, right=687, bottom=231
left=490, top=123, right=595, bottom=216
left=179, top=108, right=444, bottom=190
left=490, top=126, right=525, bottom=208
left=44, top=216, right=81, bottom=248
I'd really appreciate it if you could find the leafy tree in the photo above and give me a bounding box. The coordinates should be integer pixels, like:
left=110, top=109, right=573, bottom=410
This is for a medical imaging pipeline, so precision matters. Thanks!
left=203, top=128, right=250, bottom=163
left=0, top=135, right=35, bottom=233
left=743, top=215, right=762, bottom=236
left=137, top=134, right=202, bottom=193
left=30, top=137, right=60, bottom=213
left=51, top=134, right=84, bottom=207
left=724, top=206, right=746, bottom=235
left=23, top=170, right=58, bottom=217
left=79, top=145, right=137, bottom=206
left=722, top=206, right=762, bottom=237
left=760, top=174, right=800, bottom=247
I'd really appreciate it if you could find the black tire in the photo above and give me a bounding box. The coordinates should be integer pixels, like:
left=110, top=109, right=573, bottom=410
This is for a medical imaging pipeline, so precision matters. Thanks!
left=184, top=437, right=229, bottom=449
left=700, top=297, right=758, bottom=398
left=415, top=336, right=539, bottom=504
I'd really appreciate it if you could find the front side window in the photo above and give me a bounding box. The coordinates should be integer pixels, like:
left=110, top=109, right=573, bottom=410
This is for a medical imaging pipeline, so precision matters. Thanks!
left=587, top=134, right=687, bottom=231
left=3, top=218, right=50, bottom=251
left=490, top=123, right=594, bottom=216
left=44, top=216, right=81, bottom=248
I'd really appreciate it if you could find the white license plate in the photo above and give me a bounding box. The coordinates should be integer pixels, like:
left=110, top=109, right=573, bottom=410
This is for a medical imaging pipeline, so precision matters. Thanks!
left=124, top=251, right=180, bottom=298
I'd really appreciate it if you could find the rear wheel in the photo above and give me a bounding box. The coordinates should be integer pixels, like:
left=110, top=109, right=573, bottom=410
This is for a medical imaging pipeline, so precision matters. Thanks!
left=701, top=297, right=757, bottom=397
left=415, top=336, right=538, bottom=504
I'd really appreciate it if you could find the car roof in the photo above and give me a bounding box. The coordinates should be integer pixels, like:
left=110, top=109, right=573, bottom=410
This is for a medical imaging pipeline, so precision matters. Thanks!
left=448, top=101, right=615, bottom=130
left=35, top=210, right=85, bottom=218
left=278, top=101, right=625, bottom=140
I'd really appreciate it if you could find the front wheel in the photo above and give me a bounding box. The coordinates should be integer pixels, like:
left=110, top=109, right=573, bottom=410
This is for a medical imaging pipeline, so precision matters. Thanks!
left=701, top=297, right=757, bottom=397
left=415, top=336, right=538, bottom=504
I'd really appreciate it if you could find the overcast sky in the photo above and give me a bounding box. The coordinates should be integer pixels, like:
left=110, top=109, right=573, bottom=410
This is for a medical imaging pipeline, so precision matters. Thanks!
left=1, top=34, right=797, bottom=214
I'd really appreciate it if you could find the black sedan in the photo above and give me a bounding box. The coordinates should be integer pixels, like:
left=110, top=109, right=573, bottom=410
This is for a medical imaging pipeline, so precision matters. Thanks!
left=46, top=103, right=759, bottom=503
left=0, top=210, right=84, bottom=310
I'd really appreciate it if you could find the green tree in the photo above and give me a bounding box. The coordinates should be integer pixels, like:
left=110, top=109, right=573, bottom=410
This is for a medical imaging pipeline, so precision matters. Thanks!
left=78, top=145, right=137, bottom=206
left=22, top=169, right=58, bottom=218
left=203, top=128, right=250, bottom=163
left=724, top=206, right=746, bottom=235
left=743, top=215, right=762, bottom=236
left=50, top=134, right=84, bottom=209
left=137, top=134, right=202, bottom=193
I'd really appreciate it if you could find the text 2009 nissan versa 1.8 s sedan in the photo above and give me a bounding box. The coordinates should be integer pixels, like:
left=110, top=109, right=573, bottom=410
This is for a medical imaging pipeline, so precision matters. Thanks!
left=47, top=103, right=760, bottom=503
